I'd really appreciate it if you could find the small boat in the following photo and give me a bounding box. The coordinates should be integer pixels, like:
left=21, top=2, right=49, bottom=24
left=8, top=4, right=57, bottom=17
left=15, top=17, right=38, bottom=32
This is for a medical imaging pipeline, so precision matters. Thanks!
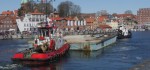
left=11, top=22, right=70, bottom=65
left=117, top=26, right=132, bottom=39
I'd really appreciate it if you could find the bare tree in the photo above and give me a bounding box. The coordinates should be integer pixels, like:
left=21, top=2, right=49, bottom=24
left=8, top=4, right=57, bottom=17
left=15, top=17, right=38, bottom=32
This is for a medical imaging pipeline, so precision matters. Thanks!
left=18, top=1, right=53, bottom=16
left=124, top=10, right=133, bottom=14
left=36, top=2, right=53, bottom=15
left=18, top=2, right=35, bottom=16
left=96, top=11, right=101, bottom=17
left=57, top=1, right=81, bottom=17
left=100, top=10, right=108, bottom=16
left=70, top=5, right=81, bottom=17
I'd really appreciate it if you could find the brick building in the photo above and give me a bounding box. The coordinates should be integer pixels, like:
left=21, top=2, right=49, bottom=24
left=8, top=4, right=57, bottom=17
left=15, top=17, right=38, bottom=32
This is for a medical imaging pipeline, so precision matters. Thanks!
left=137, top=8, right=150, bottom=24
left=50, top=12, right=87, bottom=31
left=0, top=15, right=17, bottom=32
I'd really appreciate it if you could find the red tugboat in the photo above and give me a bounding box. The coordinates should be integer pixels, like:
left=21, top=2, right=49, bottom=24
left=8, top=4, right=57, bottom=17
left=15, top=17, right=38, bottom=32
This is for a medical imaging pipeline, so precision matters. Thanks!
left=11, top=22, right=70, bottom=65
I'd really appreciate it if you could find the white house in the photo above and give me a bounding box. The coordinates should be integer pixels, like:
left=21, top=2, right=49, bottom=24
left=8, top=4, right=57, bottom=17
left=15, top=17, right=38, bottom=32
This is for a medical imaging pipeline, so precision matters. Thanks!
left=106, top=20, right=119, bottom=29
left=16, top=13, right=51, bottom=33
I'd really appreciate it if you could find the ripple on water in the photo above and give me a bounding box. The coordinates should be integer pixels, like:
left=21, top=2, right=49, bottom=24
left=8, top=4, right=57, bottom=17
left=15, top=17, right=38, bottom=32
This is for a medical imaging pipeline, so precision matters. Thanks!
left=111, top=46, right=137, bottom=52
left=9, top=44, right=29, bottom=47
left=0, top=62, right=22, bottom=70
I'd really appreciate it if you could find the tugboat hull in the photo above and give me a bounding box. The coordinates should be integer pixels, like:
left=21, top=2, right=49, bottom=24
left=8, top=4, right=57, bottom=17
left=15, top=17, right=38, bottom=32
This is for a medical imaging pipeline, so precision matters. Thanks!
left=117, top=31, right=132, bottom=39
left=11, top=44, right=70, bottom=65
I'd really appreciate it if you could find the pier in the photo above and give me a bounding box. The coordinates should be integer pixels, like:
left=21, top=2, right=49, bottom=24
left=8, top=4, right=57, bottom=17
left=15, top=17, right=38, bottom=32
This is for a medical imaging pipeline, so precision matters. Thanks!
left=0, top=34, right=33, bottom=40
left=63, top=30, right=117, bottom=51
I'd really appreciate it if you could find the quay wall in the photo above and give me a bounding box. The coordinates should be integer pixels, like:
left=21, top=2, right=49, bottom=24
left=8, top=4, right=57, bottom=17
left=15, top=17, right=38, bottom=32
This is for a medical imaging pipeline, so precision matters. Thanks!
left=63, top=34, right=117, bottom=51
left=0, top=34, right=33, bottom=40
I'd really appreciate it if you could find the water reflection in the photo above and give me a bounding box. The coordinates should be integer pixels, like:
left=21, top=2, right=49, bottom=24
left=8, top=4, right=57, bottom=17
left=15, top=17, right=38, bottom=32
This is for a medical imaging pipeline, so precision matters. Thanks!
left=0, top=62, right=22, bottom=70
left=0, top=63, right=58, bottom=70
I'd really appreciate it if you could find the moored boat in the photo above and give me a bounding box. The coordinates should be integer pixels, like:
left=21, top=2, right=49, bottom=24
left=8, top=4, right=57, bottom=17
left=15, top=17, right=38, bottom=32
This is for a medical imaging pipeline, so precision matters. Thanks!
left=117, top=26, right=132, bottom=39
left=11, top=22, right=70, bottom=65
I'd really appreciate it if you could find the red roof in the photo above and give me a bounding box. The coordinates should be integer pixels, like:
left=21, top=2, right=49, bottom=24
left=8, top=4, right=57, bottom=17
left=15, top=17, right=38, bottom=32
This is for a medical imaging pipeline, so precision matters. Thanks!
left=80, top=13, right=96, bottom=18
left=85, top=17, right=95, bottom=23
left=1, top=11, right=14, bottom=15
left=1, top=10, right=18, bottom=16
left=51, top=17, right=62, bottom=21
left=30, top=9, right=44, bottom=15
left=114, top=14, right=135, bottom=18
left=99, top=24, right=112, bottom=29
left=64, top=17, right=74, bottom=21
left=31, top=13, right=44, bottom=15
left=98, top=16, right=108, bottom=22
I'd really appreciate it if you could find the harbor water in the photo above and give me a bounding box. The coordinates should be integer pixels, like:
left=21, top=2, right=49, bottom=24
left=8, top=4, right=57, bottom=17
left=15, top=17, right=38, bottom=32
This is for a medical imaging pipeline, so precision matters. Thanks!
left=0, top=31, right=150, bottom=70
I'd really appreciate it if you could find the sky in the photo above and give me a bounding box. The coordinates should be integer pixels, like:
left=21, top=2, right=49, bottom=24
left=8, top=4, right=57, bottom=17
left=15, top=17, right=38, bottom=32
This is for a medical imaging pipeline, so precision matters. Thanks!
left=0, top=0, right=150, bottom=15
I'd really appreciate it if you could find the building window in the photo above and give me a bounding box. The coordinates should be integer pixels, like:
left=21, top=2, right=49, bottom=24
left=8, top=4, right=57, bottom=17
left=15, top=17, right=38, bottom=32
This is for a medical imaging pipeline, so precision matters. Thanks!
left=24, top=24, right=26, bottom=27
left=32, top=19, right=35, bottom=22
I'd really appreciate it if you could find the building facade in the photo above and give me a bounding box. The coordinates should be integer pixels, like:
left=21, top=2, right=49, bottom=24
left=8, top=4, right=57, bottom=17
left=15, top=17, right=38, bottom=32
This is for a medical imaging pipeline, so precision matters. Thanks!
left=106, top=20, right=118, bottom=29
left=137, top=8, right=150, bottom=24
left=66, top=18, right=86, bottom=31
left=49, top=13, right=87, bottom=31
left=0, top=15, right=17, bottom=32
left=16, top=12, right=47, bottom=33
